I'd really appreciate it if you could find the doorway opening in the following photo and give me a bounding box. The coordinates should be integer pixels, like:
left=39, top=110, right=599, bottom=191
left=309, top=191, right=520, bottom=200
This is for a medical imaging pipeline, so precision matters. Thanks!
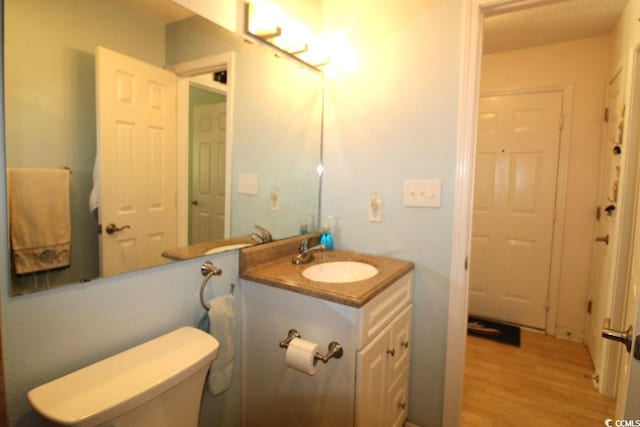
left=445, top=0, right=638, bottom=424
left=171, top=52, right=235, bottom=247
left=187, top=82, right=227, bottom=245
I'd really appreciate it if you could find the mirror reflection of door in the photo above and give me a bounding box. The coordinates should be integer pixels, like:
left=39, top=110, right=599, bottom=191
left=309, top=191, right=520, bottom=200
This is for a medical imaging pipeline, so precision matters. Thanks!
left=189, top=87, right=227, bottom=244
left=96, top=46, right=177, bottom=277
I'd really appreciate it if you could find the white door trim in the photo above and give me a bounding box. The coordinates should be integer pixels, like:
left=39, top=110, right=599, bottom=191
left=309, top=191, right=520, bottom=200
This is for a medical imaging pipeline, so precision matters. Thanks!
left=443, top=0, right=560, bottom=424
left=169, top=52, right=236, bottom=245
left=479, top=85, right=573, bottom=336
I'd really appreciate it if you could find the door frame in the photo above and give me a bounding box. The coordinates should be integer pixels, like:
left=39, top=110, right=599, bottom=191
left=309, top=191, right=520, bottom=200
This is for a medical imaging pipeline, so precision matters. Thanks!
left=445, top=0, right=640, bottom=422
left=169, top=52, right=236, bottom=246
left=608, top=45, right=640, bottom=415
left=444, top=0, right=584, bottom=424
left=476, top=85, right=573, bottom=335
left=596, top=49, right=640, bottom=398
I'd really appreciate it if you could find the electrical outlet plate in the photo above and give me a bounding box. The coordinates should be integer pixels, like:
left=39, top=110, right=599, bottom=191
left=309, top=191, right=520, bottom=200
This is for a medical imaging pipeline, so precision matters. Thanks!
left=403, top=179, right=441, bottom=207
left=270, top=191, right=280, bottom=211
left=368, top=192, right=383, bottom=222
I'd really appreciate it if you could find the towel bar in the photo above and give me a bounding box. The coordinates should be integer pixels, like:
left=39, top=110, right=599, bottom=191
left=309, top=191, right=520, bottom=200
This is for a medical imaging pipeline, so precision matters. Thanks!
left=199, top=261, right=234, bottom=310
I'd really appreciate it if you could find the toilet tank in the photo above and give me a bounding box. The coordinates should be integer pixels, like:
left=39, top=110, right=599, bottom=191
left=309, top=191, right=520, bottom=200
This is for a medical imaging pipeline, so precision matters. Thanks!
left=28, top=327, right=219, bottom=427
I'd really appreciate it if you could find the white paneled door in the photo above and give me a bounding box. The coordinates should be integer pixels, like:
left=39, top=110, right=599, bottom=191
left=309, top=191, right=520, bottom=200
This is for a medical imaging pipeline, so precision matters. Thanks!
left=96, top=47, right=177, bottom=276
left=190, top=103, right=226, bottom=244
left=470, top=91, right=563, bottom=329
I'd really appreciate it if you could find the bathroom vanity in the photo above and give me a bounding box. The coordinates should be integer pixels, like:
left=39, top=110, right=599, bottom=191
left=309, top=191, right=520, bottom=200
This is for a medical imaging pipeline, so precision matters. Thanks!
left=240, top=235, right=414, bottom=426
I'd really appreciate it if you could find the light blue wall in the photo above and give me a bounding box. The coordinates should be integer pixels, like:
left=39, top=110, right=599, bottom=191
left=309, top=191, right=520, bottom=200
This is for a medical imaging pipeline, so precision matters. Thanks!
left=1, top=5, right=242, bottom=424
left=5, top=0, right=167, bottom=293
left=167, top=16, right=323, bottom=240
left=322, top=0, right=463, bottom=425
left=1, top=1, right=464, bottom=426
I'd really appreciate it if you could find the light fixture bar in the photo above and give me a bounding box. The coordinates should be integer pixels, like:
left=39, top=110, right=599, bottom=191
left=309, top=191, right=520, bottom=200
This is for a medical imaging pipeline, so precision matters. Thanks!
left=243, top=2, right=324, bottom=72
left=287, top=44, right=309, bottom=56
left=254, top=27, right=282, bottom=41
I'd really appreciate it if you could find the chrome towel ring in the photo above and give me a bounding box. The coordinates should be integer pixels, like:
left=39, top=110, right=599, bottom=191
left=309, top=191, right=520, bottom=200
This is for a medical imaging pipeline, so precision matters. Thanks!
left=199, top=261, right=234, bottom=310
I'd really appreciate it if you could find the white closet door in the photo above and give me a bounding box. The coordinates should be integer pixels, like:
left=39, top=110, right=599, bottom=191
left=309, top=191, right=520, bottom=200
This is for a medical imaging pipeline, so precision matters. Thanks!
left=470, top=91, right=563, bottom=329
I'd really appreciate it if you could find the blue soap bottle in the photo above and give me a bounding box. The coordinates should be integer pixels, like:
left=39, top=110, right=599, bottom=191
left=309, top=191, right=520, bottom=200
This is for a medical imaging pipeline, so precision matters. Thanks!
left=321, top=224, right=334, bottom=251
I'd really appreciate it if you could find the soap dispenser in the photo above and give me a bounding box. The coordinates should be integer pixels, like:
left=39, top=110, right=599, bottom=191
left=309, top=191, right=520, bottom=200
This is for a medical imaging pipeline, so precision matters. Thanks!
left=320, top=224, right=334, bottom=251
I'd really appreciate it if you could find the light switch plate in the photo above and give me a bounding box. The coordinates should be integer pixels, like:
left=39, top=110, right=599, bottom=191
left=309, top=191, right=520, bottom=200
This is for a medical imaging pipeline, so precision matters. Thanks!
left=238, top=173, right=258, bottom=195
left=403, top=179, right=441, bottom=207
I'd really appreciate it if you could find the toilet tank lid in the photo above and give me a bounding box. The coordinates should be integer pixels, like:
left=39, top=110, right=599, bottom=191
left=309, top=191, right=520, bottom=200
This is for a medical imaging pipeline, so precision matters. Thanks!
left=28, top=327, right=219, bottom=427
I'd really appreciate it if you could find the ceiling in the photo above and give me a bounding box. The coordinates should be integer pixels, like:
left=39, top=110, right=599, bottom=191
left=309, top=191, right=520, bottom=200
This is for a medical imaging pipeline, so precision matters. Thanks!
left=111, top=0, right=629, bottom=53
left=109, top=0, right=194, bottom=24
left=483, top=0, right=630, bottom=54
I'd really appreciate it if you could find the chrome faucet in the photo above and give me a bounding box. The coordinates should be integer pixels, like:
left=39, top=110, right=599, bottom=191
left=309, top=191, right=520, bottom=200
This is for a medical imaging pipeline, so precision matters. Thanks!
left=292, top=238, right=325, bottom=265
left=250, top=225, right=273, bottom=244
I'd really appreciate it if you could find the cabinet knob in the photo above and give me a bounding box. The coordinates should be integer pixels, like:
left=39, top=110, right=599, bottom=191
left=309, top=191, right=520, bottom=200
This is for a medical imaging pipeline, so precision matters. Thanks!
left=386, top=348, right=395, bottom=357
left=401, top=340, right=409, bottom=349
left=398, top=402, right=407, bottom=410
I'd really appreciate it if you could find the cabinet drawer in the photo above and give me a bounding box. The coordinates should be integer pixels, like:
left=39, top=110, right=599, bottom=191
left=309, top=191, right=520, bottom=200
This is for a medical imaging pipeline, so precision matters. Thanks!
left=358, top=272, right=412, bottom=348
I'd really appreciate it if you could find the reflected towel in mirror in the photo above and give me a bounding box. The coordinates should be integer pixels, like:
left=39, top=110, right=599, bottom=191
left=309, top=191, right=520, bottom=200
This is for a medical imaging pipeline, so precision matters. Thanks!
left=7, top=168, right=71, bottom=274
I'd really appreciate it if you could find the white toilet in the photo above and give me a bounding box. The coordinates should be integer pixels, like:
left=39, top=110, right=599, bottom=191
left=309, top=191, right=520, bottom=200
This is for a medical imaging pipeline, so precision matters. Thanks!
left=28, top=327, right=219, bottom=427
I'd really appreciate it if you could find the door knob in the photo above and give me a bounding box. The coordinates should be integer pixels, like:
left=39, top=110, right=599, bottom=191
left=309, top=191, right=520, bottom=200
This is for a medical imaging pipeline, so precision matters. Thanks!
left=191, top=200, right=199, bottom=206
left=105, top=223, right=131, bottom=235
left=595, top=235, right=609, bottom=245
left=602, top=325, right=633, bottom=353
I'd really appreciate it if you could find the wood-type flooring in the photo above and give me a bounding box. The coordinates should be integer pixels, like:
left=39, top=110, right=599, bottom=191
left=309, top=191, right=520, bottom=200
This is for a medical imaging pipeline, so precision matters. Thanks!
left=462, top=330, right=615, bottom=426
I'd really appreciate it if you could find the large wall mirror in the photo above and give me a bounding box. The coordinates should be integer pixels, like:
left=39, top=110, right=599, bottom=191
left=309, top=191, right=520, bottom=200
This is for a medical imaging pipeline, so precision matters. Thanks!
left=5, top=0, right=323, bottom=295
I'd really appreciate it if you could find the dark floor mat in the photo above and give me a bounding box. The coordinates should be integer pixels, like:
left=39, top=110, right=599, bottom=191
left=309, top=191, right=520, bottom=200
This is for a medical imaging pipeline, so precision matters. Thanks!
left=467, top=316, right=521, bottom=347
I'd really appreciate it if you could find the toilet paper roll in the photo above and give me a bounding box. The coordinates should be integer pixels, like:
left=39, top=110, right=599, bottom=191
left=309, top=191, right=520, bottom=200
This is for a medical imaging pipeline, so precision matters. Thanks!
left=285, top=338, right=320, bottom=375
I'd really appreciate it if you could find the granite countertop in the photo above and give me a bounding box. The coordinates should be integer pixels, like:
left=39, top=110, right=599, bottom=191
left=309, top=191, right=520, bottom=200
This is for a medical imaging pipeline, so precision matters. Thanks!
left=240, top=240, right=414, bottom=308
left=161, top=235, right=256, bottom=261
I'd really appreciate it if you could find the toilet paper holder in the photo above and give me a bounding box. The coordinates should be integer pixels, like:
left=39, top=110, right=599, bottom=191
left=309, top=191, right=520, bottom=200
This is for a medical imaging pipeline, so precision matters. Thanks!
left=279, top=329, right=344, bottom=363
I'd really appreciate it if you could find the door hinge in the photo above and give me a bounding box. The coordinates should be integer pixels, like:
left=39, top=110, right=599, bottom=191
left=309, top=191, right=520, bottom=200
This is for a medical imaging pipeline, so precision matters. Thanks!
left=97, top=224, right=102, bottom=235
left=604, top=107, right=609, bottom=122
left=587, top=300, right=593, bottom=314
left=545, top=296, right=551, bottom=311
left=464, top=256, right=469, bottom=271
left=559, top=114, right=565, bottom=129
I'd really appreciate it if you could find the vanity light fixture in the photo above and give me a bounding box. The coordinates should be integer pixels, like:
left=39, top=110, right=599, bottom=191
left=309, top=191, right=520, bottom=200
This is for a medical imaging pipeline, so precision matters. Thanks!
left=244, top=1, right=328, bottom=71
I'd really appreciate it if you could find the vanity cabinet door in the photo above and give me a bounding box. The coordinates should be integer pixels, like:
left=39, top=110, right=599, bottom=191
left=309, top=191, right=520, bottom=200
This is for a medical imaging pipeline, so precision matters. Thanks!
left=355, top=304, right=413, bottom=427
left=388, top=367, right=410, bottom=427
left=389, top=304, right=413, bottom=382
left=355, top=326, right=391, bottom=427
left=386, top=304, right=412, bottom=427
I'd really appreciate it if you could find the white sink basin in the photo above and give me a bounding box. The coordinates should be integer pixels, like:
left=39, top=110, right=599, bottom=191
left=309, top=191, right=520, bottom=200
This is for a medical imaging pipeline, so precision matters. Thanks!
left=302, top=261, right=378, bottom=283
left=203, top=243, right=252, bottom=255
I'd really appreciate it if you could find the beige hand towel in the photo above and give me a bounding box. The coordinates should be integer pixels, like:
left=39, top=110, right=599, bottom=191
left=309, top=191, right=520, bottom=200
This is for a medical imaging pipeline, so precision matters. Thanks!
left=8, top=168, right=71, bottom=274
